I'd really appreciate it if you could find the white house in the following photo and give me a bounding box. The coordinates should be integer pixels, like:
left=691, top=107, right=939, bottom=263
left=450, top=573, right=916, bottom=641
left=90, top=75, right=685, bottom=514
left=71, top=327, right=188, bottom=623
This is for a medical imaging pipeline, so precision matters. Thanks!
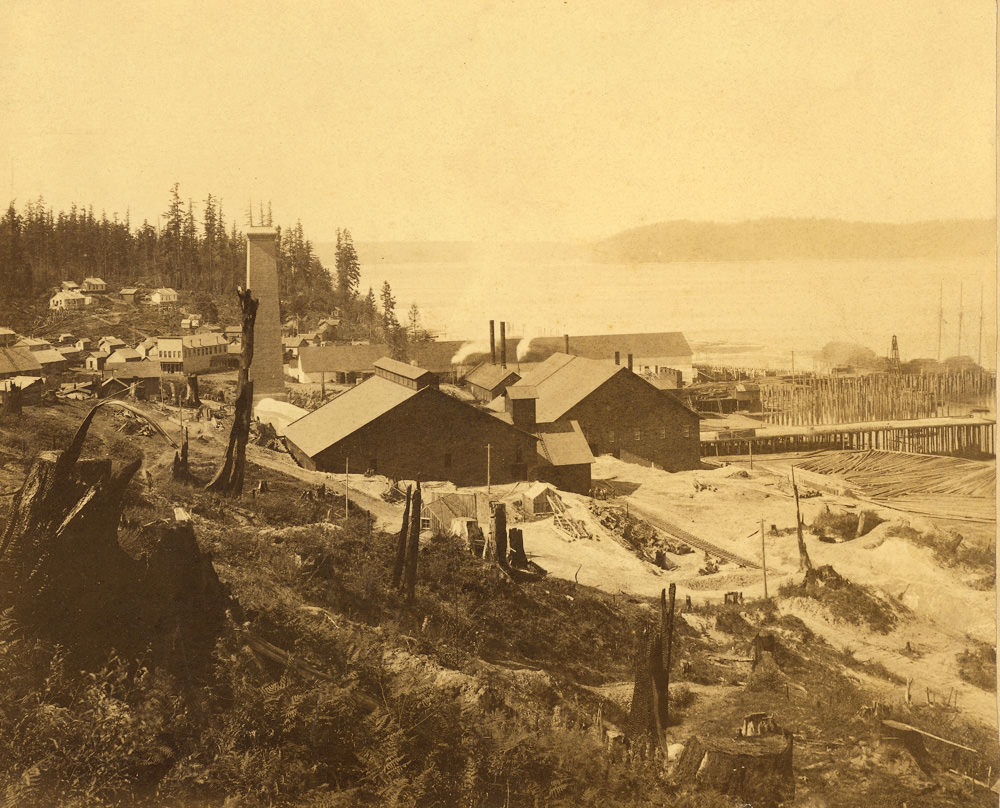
left=81, top=277, right=107, bottom=293
left=50, top=290, right=91, bottom=310
left=150, top=288, right=179, bottom=305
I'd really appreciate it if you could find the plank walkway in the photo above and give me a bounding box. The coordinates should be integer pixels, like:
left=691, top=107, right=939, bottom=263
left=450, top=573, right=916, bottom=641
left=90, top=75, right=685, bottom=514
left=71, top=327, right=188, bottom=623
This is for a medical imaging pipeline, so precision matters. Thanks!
left=628, top=503, right=761, bottom=569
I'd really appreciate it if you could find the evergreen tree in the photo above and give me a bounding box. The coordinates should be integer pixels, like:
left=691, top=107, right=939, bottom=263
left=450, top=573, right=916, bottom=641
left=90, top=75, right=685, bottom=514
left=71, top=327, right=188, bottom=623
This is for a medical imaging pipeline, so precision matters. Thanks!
left=380, top=280, right=397, bottom=336
left=335, top=229, right=361, bottom=302
left=407, top=303, right=422, bottom=341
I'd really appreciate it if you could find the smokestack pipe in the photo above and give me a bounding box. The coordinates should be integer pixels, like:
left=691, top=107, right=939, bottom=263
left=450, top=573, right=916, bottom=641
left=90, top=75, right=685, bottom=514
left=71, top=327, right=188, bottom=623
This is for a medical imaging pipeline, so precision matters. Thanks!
left=489, top=320, right=496, bottom=364
left=500, top=322, right=507, bottom=369
left=614, top=351, right=620, bottom=365
left=627, top=353, right=633, bottom=372
left=564, top=334, right=570, bottom=354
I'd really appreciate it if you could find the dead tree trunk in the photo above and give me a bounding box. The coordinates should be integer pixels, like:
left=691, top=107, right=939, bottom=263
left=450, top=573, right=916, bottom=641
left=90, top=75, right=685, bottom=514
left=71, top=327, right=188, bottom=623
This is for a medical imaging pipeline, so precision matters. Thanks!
left=391, top=485, right=412, bottom=588
left=172, top=427, right=191, bottom=481
left=628, top=586, right=673, bottom=755
left=489, top=503, right=508, bottom=568
left=185, top=373, right=201, bottom=407
left=206, top=287, right=258, bottom=496
left=403, top=483, right=422, bottom=605
left=1, top=382, right=22, bottom=418
left=790, top=467, right=812, bottom=571
left=508, top=527, right=528, bottom=568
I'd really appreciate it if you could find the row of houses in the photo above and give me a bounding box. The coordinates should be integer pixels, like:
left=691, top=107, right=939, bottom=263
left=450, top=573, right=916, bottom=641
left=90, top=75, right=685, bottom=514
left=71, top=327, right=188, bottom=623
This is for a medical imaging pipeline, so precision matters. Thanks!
left=292, top=331, right=694, bottom=387
left=50, top=281, right=181, bottom=311
left=282, top=347, right=701, bottom=494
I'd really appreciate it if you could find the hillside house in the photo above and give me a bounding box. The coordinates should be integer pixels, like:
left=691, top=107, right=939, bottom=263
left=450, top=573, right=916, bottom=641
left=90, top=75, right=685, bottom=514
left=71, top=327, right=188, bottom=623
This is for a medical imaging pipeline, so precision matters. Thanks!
left=156, top=333, right=229, bottom=374
left=0, top=328, right=17, bottom=347
left=150, top=288, right=179, bottom=305
left=50, top=290, right=91, bottom=310
left=497, top=352, right=701, bottom=471
left=105, top=348, right=143, bottom=369
left=74, top=337, right=94, bottom=352
left=180, top=314, right=202, bottom=330
left=282, top=335, right=312, bottom=359
left=118, top=287, right=140, bottom=304
left=33, top=349, right=68, bottom=375
left=81, top=277, right=107, bottom=293
left=0, top=348, right=42, bottom=380
left=61, top=280, right=81, bottom=292
left=283, top=357, right=538, bottom=485
left=86, top=352, right=110, bottom=372
left=99, top=336, right=127, bottom=354
left=15, top=337, right=55, bottom=352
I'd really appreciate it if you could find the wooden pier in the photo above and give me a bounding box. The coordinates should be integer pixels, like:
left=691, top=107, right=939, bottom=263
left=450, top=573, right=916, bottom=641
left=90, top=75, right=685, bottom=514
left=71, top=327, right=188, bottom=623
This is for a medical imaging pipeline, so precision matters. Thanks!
left=701, top=416, right=995, bottom=459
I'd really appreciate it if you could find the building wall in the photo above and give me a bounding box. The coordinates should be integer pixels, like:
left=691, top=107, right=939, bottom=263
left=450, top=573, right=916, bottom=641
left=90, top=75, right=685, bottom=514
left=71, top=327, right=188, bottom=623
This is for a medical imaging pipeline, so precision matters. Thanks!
left=301, top=389, right=537, bottom=486
left=564, top=371, right=700, bottom=471
left=532, top=462, right=591, bottom=495
left=246, top=228, right=286, bottom=402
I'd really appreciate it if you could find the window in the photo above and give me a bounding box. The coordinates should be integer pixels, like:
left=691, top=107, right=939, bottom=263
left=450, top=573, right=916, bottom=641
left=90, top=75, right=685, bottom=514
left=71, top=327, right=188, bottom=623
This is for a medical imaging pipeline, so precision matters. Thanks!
left=608, top=430, right=616, bottom=444
left=659, top=427, right=667, bottom=439
left=634, top=429, right=642, bottom=442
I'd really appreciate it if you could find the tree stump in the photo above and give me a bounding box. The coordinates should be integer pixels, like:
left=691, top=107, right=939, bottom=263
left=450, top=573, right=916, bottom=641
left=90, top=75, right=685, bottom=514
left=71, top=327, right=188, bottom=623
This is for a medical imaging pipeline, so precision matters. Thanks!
left=0, top=405, right=228, bottom=674
left=1, top=382, right=22, bottom=418
left=672, top=734, right=794, bottom=808
left=402, top=483, right=422, bottom=605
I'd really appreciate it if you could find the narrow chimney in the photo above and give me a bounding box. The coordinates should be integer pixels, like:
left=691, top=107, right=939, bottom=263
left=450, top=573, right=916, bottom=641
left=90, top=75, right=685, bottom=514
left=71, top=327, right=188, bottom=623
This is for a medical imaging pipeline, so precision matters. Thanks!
left=500, top=321, right=507, bottom=369
left=564, top=334, right=570, bottom=354
left=614, top=351, right=620, bottom=365
left=627, top=353, right=633, bottom=372
left=489, top=320, right=496, bottom=364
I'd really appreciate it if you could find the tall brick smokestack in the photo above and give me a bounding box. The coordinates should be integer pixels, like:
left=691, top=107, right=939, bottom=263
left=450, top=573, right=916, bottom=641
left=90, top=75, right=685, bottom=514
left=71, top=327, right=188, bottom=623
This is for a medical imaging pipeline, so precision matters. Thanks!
left=500, top=321, right=507, bottom=369
left=246, top=227, right=286, bottom=402
left=489, top=320, right=496, bottom=364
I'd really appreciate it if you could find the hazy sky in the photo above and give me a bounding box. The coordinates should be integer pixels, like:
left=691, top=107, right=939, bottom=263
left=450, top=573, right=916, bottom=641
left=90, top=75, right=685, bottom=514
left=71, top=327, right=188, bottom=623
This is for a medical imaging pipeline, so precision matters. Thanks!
left=2, top=0, right=995, bottom=242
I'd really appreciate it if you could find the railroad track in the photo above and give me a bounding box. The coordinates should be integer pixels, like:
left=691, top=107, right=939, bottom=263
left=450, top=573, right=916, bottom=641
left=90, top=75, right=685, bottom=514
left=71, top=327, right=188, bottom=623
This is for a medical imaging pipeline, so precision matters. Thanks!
left=628, top=504, right=761, bottom=569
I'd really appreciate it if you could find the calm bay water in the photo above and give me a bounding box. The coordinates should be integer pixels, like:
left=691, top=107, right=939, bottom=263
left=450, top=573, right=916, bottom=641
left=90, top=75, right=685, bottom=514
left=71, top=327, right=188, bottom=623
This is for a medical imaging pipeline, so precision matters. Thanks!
left=359, top=257, right=996, bottom=370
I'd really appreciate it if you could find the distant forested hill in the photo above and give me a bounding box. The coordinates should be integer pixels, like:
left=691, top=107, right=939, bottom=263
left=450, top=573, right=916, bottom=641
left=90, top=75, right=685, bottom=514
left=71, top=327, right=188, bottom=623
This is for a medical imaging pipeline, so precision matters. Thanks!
left=592, top=218, right=996, bottom=263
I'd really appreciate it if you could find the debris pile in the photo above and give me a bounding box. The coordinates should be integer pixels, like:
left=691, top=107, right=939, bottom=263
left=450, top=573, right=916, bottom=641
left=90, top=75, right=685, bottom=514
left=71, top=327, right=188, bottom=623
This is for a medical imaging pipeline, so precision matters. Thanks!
left=590, top=501, right=692, bottom=567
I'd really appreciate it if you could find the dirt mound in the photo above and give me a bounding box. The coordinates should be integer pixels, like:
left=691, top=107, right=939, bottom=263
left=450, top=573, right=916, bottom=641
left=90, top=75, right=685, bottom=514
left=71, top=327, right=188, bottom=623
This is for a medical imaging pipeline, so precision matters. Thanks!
left=784, top=565, right=900, bottom=634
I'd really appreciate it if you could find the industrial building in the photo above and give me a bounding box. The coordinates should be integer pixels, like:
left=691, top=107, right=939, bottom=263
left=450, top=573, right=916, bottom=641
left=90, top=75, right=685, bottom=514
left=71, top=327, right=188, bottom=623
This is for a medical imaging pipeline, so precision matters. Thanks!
left=498, top=352, right=701, bottom=471
left=156, top=333, right=230, bottom=374
left=283, top=357, right=539, bottom=486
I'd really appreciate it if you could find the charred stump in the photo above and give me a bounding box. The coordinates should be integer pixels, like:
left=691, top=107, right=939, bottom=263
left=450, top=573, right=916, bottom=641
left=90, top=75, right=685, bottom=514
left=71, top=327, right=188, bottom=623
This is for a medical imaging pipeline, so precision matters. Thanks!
left=206, top=287, right=258, bottom=496
left=185, top=373, right=201, bottom=407
left=0, top=402, right=228, bottom=674
left=172, top=427, right=192, bottom=481
left=391, top=485, right=412, bottom=589
left=1, top=382, right=22, bottom=418
left=672, top=734, right=794, bottom=808
left=627, top=584, right=676, bottom=754
left=402, top=483, right=422, bottom=605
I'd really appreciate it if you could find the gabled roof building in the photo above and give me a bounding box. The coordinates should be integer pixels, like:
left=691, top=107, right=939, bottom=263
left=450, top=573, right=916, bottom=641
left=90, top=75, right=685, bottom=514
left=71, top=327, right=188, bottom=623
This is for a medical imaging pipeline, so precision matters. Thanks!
left=497, top=352, right=700, bottom=472
left=283, top=357, right=538, bottom=486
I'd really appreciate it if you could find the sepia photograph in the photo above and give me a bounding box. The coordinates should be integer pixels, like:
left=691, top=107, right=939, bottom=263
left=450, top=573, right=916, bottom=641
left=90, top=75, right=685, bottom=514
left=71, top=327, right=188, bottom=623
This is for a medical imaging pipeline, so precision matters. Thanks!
left=0, top=1, right=996, bottom=806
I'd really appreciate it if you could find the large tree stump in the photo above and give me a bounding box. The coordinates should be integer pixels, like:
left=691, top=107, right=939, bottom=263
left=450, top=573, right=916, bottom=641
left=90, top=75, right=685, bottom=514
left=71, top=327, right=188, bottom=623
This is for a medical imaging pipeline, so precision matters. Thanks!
left=627, top=584, right=676, bottom=754
left=206, top=287, right=258, bottom=496
left=1, top=382, right=22, bottom=418
left=672, top=734, right=794, bottom=808
left=0, top=402, right=228, bottom=674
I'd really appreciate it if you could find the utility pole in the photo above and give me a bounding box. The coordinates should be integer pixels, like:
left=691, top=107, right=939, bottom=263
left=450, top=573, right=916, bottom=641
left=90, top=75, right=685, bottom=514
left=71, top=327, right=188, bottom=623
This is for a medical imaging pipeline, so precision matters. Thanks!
left=957, top=281, right=964, bottom=358
left=486, top=444, right=491, bottom=494
left=760, top=517, right=768, bottom=598
left=978, top=282, right=984, bottom=367
left=345, top=457, right=349, bottom=517
left=937, top=281, right=943, bottom=362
